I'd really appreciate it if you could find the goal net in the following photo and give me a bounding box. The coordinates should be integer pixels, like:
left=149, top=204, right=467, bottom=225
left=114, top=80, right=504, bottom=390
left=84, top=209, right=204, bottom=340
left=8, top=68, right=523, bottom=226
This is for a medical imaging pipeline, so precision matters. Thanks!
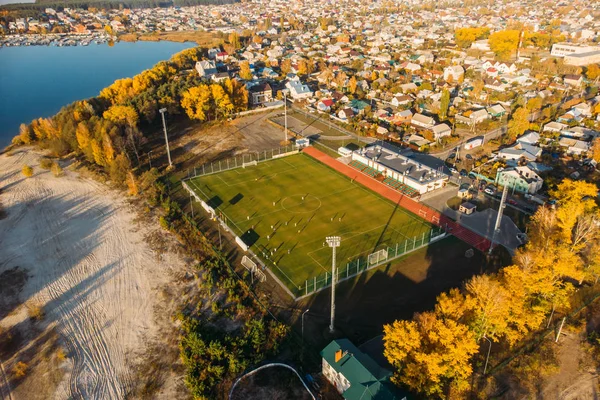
left=241, top=255, right=266, bottom=282
left=368, top=249, right=389, bottom=266
left=242, top=160, right=258, bottom=168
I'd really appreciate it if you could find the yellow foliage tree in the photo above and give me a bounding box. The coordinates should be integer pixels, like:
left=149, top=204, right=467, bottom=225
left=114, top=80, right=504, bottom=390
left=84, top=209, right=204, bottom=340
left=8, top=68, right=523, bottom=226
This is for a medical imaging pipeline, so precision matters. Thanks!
left=181, top=85, right=212, bottom=121
left=488, top=30, right=520, bottom=60
left=91, top=139, right=106, bottom=166
left=239, top=60, right=253, bottom=80
left=211, top=84, right=234, bottom=118
left=75, top=122, right=93, bottom=161
left=454, top=27, right=489, bottom=48
left=22, top=165, right=33, bottom=178
left=103, top=105, right=139, bottom=127
left=348, top=76, right=358, bottom=94
left=383, top=312, right=478, bottom=398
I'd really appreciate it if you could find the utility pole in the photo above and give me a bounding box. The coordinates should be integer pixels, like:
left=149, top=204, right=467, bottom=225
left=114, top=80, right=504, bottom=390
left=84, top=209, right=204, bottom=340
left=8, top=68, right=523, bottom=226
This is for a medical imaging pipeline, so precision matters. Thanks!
left=159, top=108, right=172, bottom=168
left=326, top=236, right=341, bottom=333
left=302, top=309, right=310, bottom=341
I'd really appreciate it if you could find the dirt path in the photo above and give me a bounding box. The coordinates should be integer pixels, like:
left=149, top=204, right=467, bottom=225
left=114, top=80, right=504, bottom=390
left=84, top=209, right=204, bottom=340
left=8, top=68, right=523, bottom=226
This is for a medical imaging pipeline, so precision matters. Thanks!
left=0, top=149, right=186, bottom=399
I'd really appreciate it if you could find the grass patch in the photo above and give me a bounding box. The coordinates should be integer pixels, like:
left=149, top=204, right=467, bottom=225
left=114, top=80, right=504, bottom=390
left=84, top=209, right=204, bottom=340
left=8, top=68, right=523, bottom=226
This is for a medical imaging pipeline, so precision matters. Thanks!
left=187, top=153, right=432, bottom=294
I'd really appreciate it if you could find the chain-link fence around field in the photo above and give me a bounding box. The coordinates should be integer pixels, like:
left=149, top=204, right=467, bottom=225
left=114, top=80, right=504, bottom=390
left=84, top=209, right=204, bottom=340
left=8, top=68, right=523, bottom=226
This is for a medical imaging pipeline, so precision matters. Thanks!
left=295, top=226, right=446, bottom=299
left=187, top=144, right=300, bottom=178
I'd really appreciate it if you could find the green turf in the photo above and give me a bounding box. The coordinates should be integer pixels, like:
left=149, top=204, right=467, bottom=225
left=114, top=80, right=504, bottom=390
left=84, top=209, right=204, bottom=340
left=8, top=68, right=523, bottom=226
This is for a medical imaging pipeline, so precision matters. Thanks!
left=187, top=153, right=432, bottom=292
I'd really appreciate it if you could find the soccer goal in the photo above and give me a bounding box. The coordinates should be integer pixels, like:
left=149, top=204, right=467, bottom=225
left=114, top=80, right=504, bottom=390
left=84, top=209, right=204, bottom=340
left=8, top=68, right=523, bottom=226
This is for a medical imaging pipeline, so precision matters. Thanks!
left=242, top=160, right=258, bottom=168
left=368, top=248, right=389, bottom=266
left=241, top=255, right=266, bottom=283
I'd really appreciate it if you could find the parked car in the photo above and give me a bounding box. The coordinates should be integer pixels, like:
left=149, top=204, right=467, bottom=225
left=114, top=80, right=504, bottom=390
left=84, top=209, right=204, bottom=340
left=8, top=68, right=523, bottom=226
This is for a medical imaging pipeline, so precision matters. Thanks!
left=484, top=186, right=495, bottom=195
left=516, top=232, right=528, bottom=244
left=459, top=169, right=468, bottom=177
left=524, top=206, right=535, bottom=213
left=466, top=154, right=473, bottom=160
left=448, top=167, right=458, bottom=174
left=507, top=199, right=518, bottom=206
left=468, top=172, right=477, bottom=180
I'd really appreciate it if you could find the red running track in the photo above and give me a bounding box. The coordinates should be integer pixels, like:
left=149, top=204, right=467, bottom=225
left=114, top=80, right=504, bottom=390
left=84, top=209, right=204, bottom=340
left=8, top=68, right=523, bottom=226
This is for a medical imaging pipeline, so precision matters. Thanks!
left=302, top=146, right=491, bottom=252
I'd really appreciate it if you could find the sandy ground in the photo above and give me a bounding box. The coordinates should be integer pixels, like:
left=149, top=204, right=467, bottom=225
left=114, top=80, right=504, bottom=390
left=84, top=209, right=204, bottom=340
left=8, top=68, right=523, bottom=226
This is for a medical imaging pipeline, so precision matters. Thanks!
left=0, top=149, right=187, bottom=399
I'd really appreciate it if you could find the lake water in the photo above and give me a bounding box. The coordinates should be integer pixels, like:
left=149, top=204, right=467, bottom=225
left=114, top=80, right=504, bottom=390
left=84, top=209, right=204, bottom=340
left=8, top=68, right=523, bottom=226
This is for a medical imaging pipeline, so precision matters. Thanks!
left=0, top=40, right=195, bottom=148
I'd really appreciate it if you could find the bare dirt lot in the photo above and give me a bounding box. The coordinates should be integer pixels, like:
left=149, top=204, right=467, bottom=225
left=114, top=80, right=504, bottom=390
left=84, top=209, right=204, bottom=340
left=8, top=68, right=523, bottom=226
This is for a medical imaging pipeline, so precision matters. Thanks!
left=0, top=149, right=190, bottom=399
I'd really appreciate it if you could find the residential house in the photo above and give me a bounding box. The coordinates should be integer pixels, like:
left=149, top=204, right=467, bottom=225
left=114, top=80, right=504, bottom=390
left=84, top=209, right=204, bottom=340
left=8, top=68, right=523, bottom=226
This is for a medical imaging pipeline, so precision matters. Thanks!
left=285, top=80, right=313, bottom=100
left=544, top=121, right=567, bottom=133
left=564, top=74, right=584, bottom=87
left=317, top=98, right=335, bottom=112
left=432, top=123, right=452, bottom=140
left=321, top=339, right=406, bottom=400
left=495, top=166, right=543, bottom=194
left=559, top=137, right=590, bottom=155
left=391, top=94, right=412, bottom=107
left=249, top=83, right=273, bottom=106
left=195, top=60, right=217, bottom=78
left=350, top=99, right=370, bottom=114
left=497, top=142, right=542, bottom=161
left=443, top=65, right=464, bottom=82
left=470, top=109, right=489, bottom=124
left=338, top=108, right=355, bottom=121
left=394, top=109, right=413, bottom=124
left=411, top=113, right=435, bottom=130
left=212, top=72, right=230, bottom=82
left=487, top=104, right=506, bottom=118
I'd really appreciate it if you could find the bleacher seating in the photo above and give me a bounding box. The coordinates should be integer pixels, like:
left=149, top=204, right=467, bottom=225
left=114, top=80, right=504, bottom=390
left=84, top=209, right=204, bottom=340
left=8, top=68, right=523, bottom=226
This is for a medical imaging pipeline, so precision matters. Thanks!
left=351, top=160, right=419, bottom=198
left=383, top=176, right=418, bottom=198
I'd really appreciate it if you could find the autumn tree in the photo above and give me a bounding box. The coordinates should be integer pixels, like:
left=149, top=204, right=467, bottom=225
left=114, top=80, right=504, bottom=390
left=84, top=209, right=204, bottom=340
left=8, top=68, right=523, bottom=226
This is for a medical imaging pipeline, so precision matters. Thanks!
left=439, top=89, right=450, bottom=121
left=19, top=123, right=34, bottom=144
left=75, top=122, right=93, bottom=161
left=181, top=85, right=212, bottom=121
left=22, top=165, right=33, bottom=178
left=109, top=153, right=131, bottom=187
left=280, top=59, right=292, bottom=76
left=103, top=105, right=139, bottom=128
left=507, top=107, right=529, bottom=142
left=211, top=84, right=233, bottom=118
left=586, top=64, right=600, bottom=81
left=239, top=60, right=253, bottom=80
left=591, top=138, right=600, bottom=163
left=228, top=32, right=241, bottom=50
left=488, top=30, right=520, bottom=61
left=348, top=76, right=358, bottom=94
left=384, top=312, right=478, bottom=398
left=454, top=27, right=489, bottom=48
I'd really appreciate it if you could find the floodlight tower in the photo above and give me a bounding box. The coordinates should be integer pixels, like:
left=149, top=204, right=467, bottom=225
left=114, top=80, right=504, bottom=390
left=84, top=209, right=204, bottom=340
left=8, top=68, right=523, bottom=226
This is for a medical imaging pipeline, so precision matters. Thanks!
left=326, top=236, right=341, bottom=333
left=488, top=183, right=509, bottom=255
left=282, top=89, right=289, bottom=143
left=159, top=107, right=172, bottom=167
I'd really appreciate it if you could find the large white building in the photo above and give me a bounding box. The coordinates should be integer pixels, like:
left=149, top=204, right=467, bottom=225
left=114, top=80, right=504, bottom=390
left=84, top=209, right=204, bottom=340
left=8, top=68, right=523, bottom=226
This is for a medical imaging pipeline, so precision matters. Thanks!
left=551, top=43, right=600, bottom=57
left=352, top=144, right=448, bottom=195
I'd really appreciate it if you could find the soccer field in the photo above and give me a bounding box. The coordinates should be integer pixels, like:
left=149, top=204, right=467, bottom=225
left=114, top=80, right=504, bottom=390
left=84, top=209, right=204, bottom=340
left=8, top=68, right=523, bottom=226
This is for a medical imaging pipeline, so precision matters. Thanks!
left=187, top=153, right=433, bottom=293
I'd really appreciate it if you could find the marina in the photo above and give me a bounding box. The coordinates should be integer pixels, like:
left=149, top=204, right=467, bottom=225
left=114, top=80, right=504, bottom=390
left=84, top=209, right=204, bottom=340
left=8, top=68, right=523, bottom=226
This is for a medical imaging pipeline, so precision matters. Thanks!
left=0, top=33, right=111, bottom=47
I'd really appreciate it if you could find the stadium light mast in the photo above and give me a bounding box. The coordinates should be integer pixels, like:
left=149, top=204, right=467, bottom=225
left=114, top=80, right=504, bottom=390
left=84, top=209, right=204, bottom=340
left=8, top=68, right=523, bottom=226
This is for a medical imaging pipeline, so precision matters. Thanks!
left=159, top=107, right=173, bottom=167
left=326, top=236, right=341, bottom=333
left=282, top=89, right=289, bottom=143
left=488, top=182, right=509, bottom=255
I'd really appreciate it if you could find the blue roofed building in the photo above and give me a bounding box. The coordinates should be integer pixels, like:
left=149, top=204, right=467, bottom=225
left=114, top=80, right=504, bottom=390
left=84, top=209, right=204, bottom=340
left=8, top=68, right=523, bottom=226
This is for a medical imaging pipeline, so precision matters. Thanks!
left=321, top=339, right=408, bottom=400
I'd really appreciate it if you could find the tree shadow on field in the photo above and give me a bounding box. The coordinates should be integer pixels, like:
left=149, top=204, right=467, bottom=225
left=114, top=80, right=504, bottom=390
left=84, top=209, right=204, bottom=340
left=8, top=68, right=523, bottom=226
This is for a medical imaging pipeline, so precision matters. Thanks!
left=240, top=229, right=260, bottom=247
left=206, top=195, right=223, bottom=209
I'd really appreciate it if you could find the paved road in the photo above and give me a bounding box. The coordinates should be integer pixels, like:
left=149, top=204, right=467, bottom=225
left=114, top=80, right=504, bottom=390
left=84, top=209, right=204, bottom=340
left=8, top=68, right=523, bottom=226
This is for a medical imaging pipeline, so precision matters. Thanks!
left=431, top=124, right=507, bottom=160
